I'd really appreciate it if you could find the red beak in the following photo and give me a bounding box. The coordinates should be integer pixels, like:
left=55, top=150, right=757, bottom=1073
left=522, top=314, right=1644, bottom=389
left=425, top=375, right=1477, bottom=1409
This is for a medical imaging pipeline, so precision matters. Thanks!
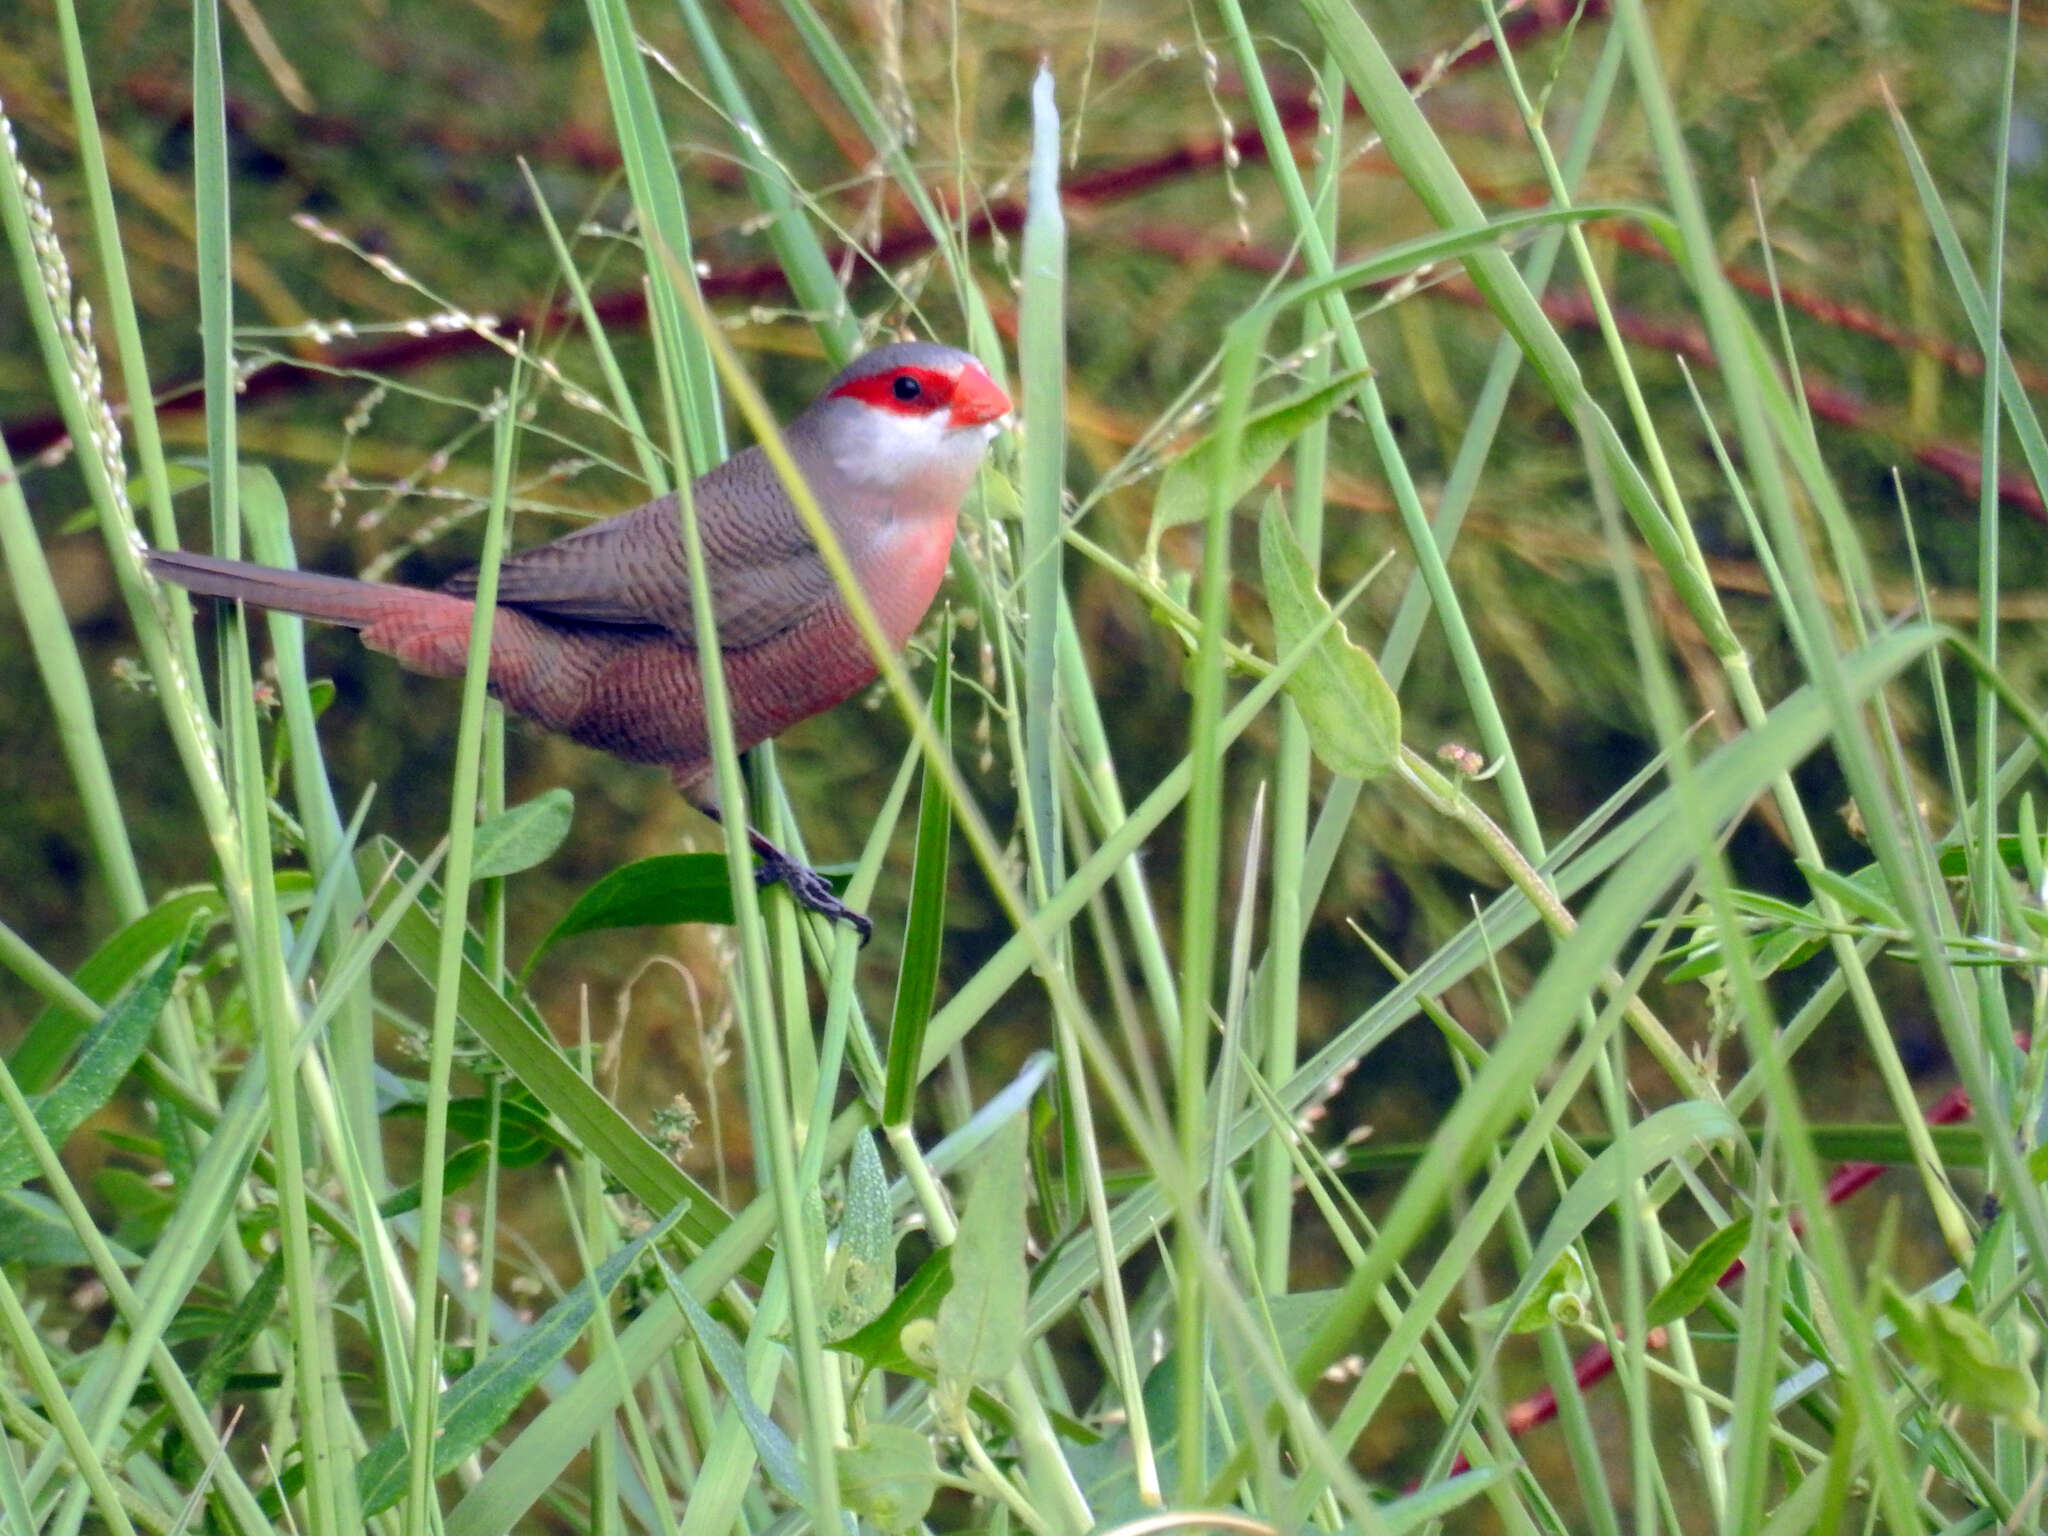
left=948, top=363, right=1013, bottom=428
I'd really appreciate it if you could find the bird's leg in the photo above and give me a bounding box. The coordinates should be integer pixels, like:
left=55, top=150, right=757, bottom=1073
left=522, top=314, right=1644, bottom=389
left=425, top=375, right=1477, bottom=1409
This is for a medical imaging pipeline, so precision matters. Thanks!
left=695, top=802, right=873, bottom=945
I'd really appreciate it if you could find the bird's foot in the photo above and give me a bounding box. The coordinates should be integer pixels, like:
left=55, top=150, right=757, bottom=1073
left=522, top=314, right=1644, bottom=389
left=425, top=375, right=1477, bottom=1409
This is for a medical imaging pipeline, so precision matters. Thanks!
left=754, top=851, right=873, bottom=945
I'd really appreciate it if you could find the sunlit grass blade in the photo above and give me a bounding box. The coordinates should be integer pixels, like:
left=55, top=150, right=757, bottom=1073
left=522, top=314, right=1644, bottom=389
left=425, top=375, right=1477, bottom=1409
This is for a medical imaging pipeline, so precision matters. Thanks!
left=884, top=620, right=953, bottom=1127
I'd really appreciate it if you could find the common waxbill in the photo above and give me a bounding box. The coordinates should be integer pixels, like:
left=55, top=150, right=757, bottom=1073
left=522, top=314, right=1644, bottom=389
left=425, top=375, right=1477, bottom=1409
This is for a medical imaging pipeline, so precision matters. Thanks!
left=147, top=341, right=1013, bottom=940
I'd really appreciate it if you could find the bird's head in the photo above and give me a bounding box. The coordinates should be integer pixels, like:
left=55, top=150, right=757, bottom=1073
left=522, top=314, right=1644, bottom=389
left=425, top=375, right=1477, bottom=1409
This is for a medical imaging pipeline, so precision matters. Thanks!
left=798, top=341, right=1012, bottom=498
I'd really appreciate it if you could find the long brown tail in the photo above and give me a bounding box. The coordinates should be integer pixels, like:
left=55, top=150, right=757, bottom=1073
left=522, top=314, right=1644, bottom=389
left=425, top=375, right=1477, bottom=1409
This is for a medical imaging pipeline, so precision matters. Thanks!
left=147, top=549, right=427, bottom=631
left=147, top=547, right=507, bottom=686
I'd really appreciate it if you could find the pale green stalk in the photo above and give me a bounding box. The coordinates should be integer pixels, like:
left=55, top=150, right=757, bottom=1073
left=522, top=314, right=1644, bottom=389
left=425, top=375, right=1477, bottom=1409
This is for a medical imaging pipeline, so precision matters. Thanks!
left=0, top=32, right=230, bottom=1123
left=49, top=0, right=180, bottom=561
left=672, top=0, right=857, bottom=361
left=560, top=1168, right=685, bottom=1536
left=403, top=364, right=521, bottom=1531
left=1172, top=301, right=1247, bottom=1507
left=242, top=472, right=387, bottom=1192
left=1016, top=61, right=1156, bottom=1504
left=1253, top=48, right=1341, bottom=1294
left=1018, top=67, right=1067, bottom=907
left=186, top=1, right=347, bottom=1526
left=770, top=0, right=1002, bottom=354
left=0, top=430, right=143, bottom=920
left=655, top=294, right=846, bottom=1536
left=1974, top=2, right=2027, bottom=1505
left=1216, top=0, right=1544, bottom=855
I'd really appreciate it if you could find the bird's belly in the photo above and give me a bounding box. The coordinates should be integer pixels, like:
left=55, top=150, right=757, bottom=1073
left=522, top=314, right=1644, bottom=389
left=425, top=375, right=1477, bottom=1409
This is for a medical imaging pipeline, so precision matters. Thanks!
left=491, top=609, right=885, bottom=783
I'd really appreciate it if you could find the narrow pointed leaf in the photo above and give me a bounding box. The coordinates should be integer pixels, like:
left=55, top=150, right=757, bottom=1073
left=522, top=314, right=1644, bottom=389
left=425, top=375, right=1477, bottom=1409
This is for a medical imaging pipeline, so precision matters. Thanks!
left=1796, top=861, right=1903, bottom=929
left=0, top=927, right=195, bottom=1189
left=357, top=1202, right=689, bottom=1514
left=663, top=1262, right=809, bottom=1501
left=1647, top=1216, right=1755, bottom=1327
left=884, top=630, right=953, bottom=1127
left=9, top=886, right=233, bottom=1089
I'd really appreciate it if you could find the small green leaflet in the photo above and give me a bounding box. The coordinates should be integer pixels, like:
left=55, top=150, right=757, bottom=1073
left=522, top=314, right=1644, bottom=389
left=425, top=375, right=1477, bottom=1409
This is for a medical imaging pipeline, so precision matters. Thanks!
left=1881, top=1283, right=2048, bottom=1438
left=837, top=1423, right=939, bottom=1535
left=1468, top=1247, right=1590, bottom=1335
left=831, top=1246, right=952, bottom=1372
left=1646, top=1216, right=1753, bottom=1327
left=1146, top=366, right=1371, bottom=559
left=472, top=788, right=574, bottom=879
left=1259, top=501, right=1400, bottom=779
left=935, top=1112, right=1028, bottom=1398
left=1477, top=1101, right=1737, bottom=1343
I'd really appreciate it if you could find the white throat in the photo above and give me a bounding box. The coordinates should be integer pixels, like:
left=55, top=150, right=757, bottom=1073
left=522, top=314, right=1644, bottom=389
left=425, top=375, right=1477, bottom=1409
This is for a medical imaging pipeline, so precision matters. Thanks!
left=822, top=406, right=992, bottom=516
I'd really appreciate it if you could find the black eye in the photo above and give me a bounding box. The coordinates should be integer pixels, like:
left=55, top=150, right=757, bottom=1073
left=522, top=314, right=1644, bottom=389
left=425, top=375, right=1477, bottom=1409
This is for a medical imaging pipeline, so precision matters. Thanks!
left=891, top=373, right=923, bottom=402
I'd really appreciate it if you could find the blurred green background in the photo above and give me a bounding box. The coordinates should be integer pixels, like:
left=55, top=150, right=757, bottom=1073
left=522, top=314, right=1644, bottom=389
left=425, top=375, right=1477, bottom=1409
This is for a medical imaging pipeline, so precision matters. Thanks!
left=2, top=0, right=2042, bottom=1495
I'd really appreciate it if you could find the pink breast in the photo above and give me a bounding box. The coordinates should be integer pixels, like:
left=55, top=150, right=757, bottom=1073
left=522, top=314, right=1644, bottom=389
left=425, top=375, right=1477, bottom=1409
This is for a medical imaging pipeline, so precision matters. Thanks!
left=865, top=513, right=960, bottom=650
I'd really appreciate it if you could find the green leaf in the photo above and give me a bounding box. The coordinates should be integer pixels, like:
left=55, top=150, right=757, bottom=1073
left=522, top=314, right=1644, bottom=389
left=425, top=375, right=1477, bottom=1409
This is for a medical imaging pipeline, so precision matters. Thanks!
left=936, top=1111, right=1028, bottom=1394
left=832, top=1245, right=952, bottom=1370
left=2020, top=796, right=2046, bottom=896
left=0, top=1186, right=140, bottom=1266
left=825, top=1133, right=896, bottom=1338
left=192, top=1252, right=286, bottom=1406
left=1796, top=861, right=1903, bottom=929
left=663, top=1263, right=808, bottom=1502
left=59, top=460, right=208, bottom=535
left=382, top=1093, right=569, bottom=1170
left=1148, top=367, right=1371, bottom=549
left=472, top=788, right=575, bottom=880
left=1882, top=1283, right=2046, bottom=1435
left=836, top=1422, right=939, bottom=1535
left=96, top=1164, right=176, bottom=1249
left=358, top=1202, right=689, bottom=1515
left=9, top=886, right=230, bottom=1090
left=1647, top=1216, right=1754, bottom=1327
left=378, top=1142, right=493, bottom=1219
left=0, top=928, right=194, bottom=1189
left=1258, top=500, right=1400, bottom=779
left=523, top=853, right=739, bottom=974
left=1470, top=1247, right=1590, bottom=1335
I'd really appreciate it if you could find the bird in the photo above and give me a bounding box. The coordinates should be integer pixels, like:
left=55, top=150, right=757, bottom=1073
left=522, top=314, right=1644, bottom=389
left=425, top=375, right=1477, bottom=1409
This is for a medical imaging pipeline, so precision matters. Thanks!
left=146, top=340, right=1013, bottom=942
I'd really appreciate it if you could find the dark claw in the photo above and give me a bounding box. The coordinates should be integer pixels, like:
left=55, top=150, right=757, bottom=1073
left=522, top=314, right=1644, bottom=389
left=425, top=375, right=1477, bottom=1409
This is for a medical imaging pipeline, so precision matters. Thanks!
left=754, top=851, right=874, bottom=945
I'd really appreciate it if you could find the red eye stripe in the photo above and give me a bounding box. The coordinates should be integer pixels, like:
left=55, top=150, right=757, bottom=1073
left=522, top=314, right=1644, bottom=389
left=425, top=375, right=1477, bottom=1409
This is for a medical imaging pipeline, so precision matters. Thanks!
left=828, top=365, right=957, bottom=416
